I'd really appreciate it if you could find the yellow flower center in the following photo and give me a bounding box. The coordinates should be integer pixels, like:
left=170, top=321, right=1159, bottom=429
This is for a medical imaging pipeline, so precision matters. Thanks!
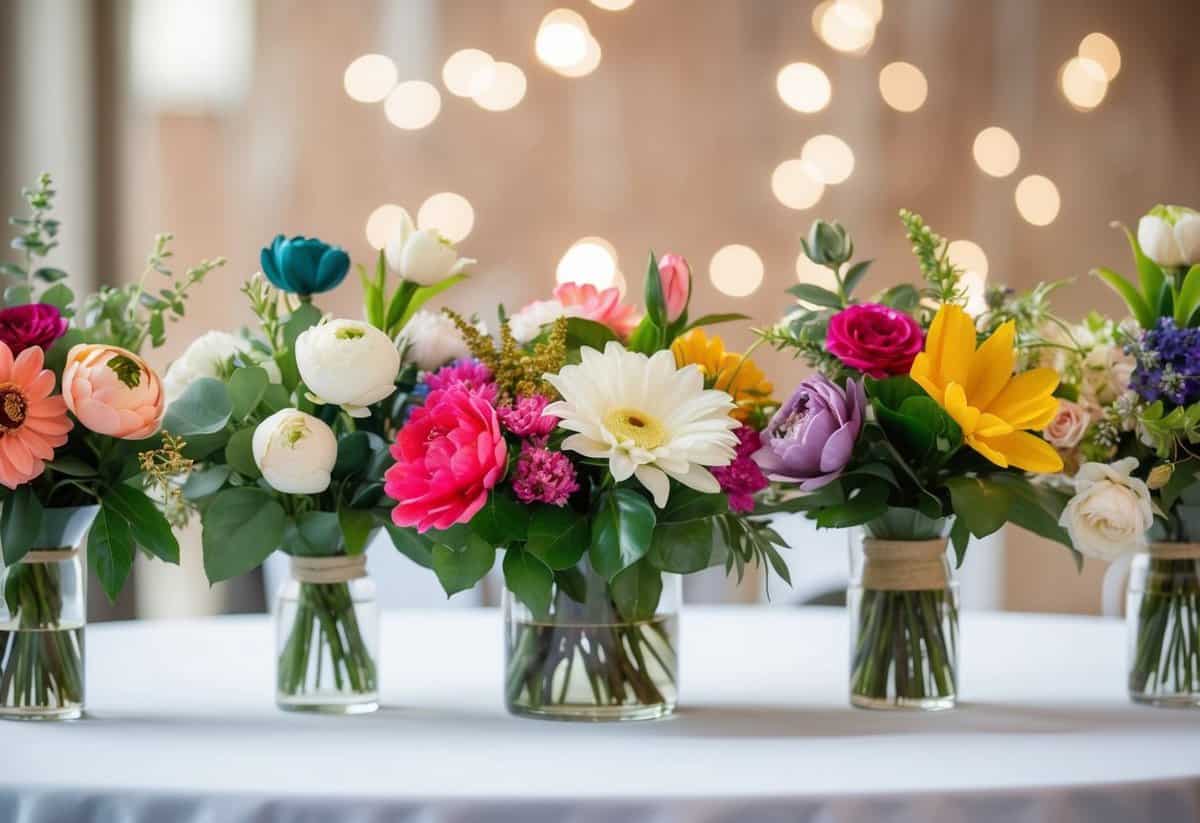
left=604, top=407, right=666, bottom=450
left=0, top=385, right=27, bottom=433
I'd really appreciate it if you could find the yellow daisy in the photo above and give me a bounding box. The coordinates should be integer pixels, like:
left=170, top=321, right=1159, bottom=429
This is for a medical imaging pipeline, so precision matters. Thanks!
left=671, top=329, right=774, bottom=422
left=910, top=305, right=1063, bottom=473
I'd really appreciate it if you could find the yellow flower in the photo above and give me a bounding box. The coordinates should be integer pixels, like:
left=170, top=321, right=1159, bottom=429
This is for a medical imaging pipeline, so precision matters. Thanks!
left=910, top=305, right=1063, bottom=473
left=671, top=329, right=773, bottom=422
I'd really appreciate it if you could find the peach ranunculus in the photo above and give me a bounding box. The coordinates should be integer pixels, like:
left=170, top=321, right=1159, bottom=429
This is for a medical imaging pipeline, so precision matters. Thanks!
left=0, top=343, right=72, bottom=489
left=1042, top=399, right=1090, bottom=449
left=553, top=282, right=641, bottom=339
left=62, top=344, right=165, bottom=440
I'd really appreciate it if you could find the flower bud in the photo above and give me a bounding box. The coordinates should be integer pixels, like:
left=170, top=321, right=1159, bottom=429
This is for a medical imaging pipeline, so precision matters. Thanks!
left=252, top=409, right=337, bottom=494
left=384, top=210, right=475, bottom=286
left=656, top=254, right=691, bottom=322
left=1147, top=463, right=1173, bottom=490
left=296, top=318, right=400, bottom=417
left=803, top=220, right=853, bottom=267
left=1137, top=205, right=1200, bottom=269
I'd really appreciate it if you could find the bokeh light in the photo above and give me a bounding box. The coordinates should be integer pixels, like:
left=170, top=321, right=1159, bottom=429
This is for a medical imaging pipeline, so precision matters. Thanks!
left=590, top=0, right=635, bottom=9
left=417, top=192, right=475, bottom=244
left=776, top=62, right=831, bottom=113
left=972, top=127, right=1021, bottom=177
left=365, top=204, right=409, bottom=250
left=555, top=34, right=602, bottom=78
left=442, top=49, right=496, bottom=98
left=1015, top=175, right=1061, bottom=226
left=536, top=10, right=590, bottom=69
left=384, top=81, right=441, bottom=129
left=1079, top=32, right=1121, bottom=80
left=878, top=61, right=927, bottom=112
left=946, top=240, right=989, bottom=279
left=557, top=239, right=618, bottom=289
left=814, top=0, right=876, bottom=54
left=960, top=271, right=989, bottom=316
left=771, top=160, right=825, bottom=210
left=472, top=62, right=526, bottom=111
left=343, top=54, right=397, bottom=103
left=1060, top=56, right=1108, bottom=110
left=796, top=254, right=840, bottom=290
left=709, top=245, right=764, bottom=297
left=801, top=134, right=855, bottom=185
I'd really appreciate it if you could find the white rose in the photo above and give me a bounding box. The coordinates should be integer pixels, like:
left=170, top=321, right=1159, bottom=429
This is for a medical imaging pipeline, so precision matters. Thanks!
left=509, top=298, right=565, bottom=343
left=1043, top=399, right=1090, bottom=449
left=1137, top=206, right=1200, bottom=269
left=163, top=331, right=281, bottom=403
left=1059, top=457, right=1154, bottom=562
left=384, top=209, right=475, bottom=286
left=397, top=310, right=485, bottom=371
left=296, top=318, right=399, bottom=418
left=252, top=409, right=337, bottom=495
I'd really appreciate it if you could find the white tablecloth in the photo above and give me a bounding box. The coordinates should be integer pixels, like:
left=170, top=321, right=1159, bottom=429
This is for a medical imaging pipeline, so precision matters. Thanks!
left=4, top=608, right=1199, bottom=823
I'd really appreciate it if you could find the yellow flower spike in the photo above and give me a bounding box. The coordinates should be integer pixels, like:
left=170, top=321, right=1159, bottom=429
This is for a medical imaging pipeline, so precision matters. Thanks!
left=910, top=305, right=1064, bottom=473
left=671, top=328, right=774, bottom=422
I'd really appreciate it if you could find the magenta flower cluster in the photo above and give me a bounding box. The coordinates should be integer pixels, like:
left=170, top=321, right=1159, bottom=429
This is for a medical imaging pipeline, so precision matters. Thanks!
left=512, top=439, right=579, bottom=506
left=712, top=425, right=769, bottom=513
left=424, top=359, right=498, bottom=402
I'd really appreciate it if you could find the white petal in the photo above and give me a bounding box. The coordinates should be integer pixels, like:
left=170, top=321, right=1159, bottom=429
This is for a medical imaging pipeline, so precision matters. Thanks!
left=610, top=451, right=636, bottom=482
left=662, top=463, right=721, bottom=494
left=635, top=465, right=670, bottom=508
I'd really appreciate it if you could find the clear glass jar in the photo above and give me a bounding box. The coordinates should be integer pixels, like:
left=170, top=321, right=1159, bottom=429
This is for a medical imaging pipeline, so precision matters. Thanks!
left=0, top=506, right=97, bottom=721
left=847, top=513, right=959, bottom=711
left=503, top=565, right=680, bottom=722
left=274, top=562, right=379, bottom=714
left=1126, top=550, right=1200, bottom=708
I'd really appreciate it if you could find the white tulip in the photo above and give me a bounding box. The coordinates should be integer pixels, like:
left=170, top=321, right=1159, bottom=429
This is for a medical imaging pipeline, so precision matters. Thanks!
left=384, top=213, right=475, bottom=286
left=1058, top=457, right=1154, bottom=562
left=252, top=409, right=337, bottom=495
left=397, top=310, right=485, bottom=371
left=296, top=318, right=399, bottom=417
left=163, top=331, right=282, bottom=403
left=1137, top=206, right=1200, bottom=269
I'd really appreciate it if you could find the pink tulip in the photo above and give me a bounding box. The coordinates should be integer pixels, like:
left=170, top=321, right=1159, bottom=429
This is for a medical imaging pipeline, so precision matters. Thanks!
left=62, top=344, right=165, bottom=440
left=657, top=254, right=691, bottom=322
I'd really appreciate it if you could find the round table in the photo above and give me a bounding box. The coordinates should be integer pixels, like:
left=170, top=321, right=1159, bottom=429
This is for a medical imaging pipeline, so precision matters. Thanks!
left=5, top=608, right=1199, bottom=823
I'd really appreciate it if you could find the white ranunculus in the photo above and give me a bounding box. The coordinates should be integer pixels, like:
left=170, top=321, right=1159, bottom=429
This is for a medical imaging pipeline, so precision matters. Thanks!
left=163, top=331, right=281, bottom=403
left=252, top=409, right=337, bottom=495
left=296, top=318, right=400, bottom=417
left=384, top=211, right=475, bottom=286
left=1137, top=206, right=1200, bottom=269
left=1059, top=457, right=1154, bottom=562
left=397, top=310, right=485, bottom=371
left=509, top=298, right=566, bottom=343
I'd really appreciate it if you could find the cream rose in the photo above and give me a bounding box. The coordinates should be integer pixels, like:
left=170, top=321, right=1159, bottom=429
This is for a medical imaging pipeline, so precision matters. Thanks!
left=1059, top=457, right=1154, bottom=562
left=398, top=310, right=485, bottom=372
left=296, top=318, right=400, bottom=417
left=252, top=409, right=338, bottom=495
left=1043, top=399, right=1090, bottom=449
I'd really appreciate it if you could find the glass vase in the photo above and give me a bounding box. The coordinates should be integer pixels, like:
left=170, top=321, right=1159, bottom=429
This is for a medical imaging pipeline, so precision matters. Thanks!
left=0, top=506, right=99, bottom=721
left=503, top=564, right=680, bottom=722
left=847, top=511, right=959, bottom=711
left=274, top=554, right=379, bottom=714
left=1127, top=546, right=1200, bottom=707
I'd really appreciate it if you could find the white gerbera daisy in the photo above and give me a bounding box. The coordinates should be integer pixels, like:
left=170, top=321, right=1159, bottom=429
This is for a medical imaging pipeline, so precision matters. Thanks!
left=544, top=342, right=740, bottom=507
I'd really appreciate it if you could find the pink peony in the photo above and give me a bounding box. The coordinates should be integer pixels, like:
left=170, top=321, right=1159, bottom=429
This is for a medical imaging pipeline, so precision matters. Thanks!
left=425, top=358, right=497, bottom=402
left=0, top=304, right=67, bottom=355
left=512, top=441, right=579, bottom=506
left=1043, top=399, right=1089, bottom=449
left=386, top=388, right=507, bottom=533
left=498, top=394, right=558, bottom=437
left=657, top=254, right=691, bottom=322
left=61, top=344, right=164, bottom=440
left=712, top=426, right=769, bottom=513
left=554, top=282, right=640, bottom=339
left=826, top=303, right=923, bottom=378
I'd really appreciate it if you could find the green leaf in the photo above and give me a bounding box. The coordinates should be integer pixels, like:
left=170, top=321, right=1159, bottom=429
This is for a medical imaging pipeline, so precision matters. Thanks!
left=1175, top=265, right=1200, bottom=327
left=280, top=511, right=341, bottom=556
left=394, top=274, right=468, bottom=334
left=332, top=431, right=372, bottom=480
left=1, top=485, right=44, bottom=566
left=502, top=547, right=554, bottom=618
left=643, top=252, right=667, bottom=328
left=88, top=503, right=135, bottom=603
left=525, top=505, right=588, bottom=569
left=841, top=260, right=871, bottom=297
left=610, top=559, right=663, bottom=622
left=787, top=283, right=843, bottom=309
left=223, top=427, right=260, bottom=479
left=878, top=283, right=920, bottom=312
left=682, top=312, right=750, bottom=332
left=814, top=479, right=890, bottom=528
left=383, top=522, right=434, bottom=568
left=469, top=490, right=530, bottom=546
left=626, top=316, right=663, bottom=354
left=338, top=507, right=376, bottom=555
left=988, top=473, right=1076, bottom=554
left=564, top=317, right=618, bottom=352
left=283, top=301, right=323, bottom=350
left=201, top=488, right=286, bottom=582
left=182, top=464, right=231, bottom=501
left=31, top=267, right=68, bottom=283
left=259, top=383, right=290, bottom=415
left=647, top=517, right=714, bottom=573
left=227, top=366, right=269, bottom=420
left=3, top=285, right=31, bottom=306
left=1092, top=267, right=1154, bottom=329
left=47, top=455, right=97, bottom=478
left=103, top=484, right=179, bottom=564
left=432, top=532, right=495, bottom=596
left=945, top=475, right=1012, bottom=540
left=162, top=377, right=232, bottom=436
left=589, top=488, right=656, bottom=580
left=39, top=282, right=74, bottom=311
left=659, top=485, right=729, bottom=522
left=1117, top=222, right=1167, bottom=316
left=384, top=280, right=418, bottom=335
left=1161, top=459, right=1200, bottom=511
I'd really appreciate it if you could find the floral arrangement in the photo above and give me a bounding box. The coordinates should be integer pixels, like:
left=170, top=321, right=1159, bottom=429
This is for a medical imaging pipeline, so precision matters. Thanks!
left=0, top=174, right=223, bottom=716
left=386, top=253, right=786, bottom=718
left=759, top=214, right=1071, bottom=708
left=164, top=205, right=472, bottom=708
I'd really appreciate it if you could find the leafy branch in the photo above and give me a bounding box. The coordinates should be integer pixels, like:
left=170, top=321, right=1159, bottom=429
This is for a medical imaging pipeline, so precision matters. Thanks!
left=899, top=209, right=965, bottom=306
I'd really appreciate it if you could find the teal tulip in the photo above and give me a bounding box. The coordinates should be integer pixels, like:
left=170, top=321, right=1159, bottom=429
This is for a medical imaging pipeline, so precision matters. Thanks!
left=260, top=235, right=350, bottom=296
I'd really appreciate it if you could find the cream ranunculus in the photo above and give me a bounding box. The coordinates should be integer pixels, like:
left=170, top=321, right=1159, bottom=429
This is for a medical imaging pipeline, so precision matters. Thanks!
left=384, top=208, right=475, bottom=286
left=1058, top=457, right=1154, bottom=561
left=296, top=318, right=400, bottom=417
left=163, top=331, right=281, bottom=403
left=509, top=298, right=565, bottom=343
left=398, top=310, right=484, bottom=371
left=1042, top=399, right=1090, bottom=449
left=1137, top=205, right=1200, bottom=269
left=252, top=409, right=337, bottom=494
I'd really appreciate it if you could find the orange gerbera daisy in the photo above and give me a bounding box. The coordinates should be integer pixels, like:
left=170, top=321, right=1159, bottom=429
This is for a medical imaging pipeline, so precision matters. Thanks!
left=671, top=328, right=774, bottom=422
left=0, top=343, right=73, bottom=489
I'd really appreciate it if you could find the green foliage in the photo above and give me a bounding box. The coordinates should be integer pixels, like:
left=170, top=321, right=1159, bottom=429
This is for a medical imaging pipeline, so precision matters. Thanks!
left=502, top=547, right=554, bottom=618
left=201, top=488, right=286, bottom=583
left=89, top=503, right=135, bottom=602
left=163, top=378, right=233, bottom=437
left=525, top=505, right=589, bottom=569
left=1087, top=221, right=1200, bottom=329
left=589, top=488, right=657, bottom=580
left=1138, top=401, right=1200, bottom=459
left=898, top=209, right=965, bottom=306
left=432, top=532, right=495, bottom=596
left=1, top=486, right=43, bottom=566
left=610, top=559, right=663, bottom=621
left=102, top=485, right=178, bottom=564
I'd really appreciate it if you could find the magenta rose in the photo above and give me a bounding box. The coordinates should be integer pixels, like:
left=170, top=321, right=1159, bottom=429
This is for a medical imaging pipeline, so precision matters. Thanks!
left=826, top=303, right=923, bottom=378
left=0, top=303, right=68, bottom=355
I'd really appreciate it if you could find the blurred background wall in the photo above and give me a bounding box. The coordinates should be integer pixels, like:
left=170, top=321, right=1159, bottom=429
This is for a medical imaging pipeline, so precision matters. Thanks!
left=1, top=0, right=1198, bottom=619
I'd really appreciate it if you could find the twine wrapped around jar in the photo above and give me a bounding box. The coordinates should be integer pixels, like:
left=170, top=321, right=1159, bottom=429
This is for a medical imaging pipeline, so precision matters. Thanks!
left=861, top=538, right=949, bottom=591
left=1147, top=542, right=1200, bottom=560
left=290, top=554, right=367, bottom=584
left=21, top=548, right=78, bottom=564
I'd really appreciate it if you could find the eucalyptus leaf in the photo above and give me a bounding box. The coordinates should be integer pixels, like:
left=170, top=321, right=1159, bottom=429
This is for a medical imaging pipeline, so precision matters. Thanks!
left=224, top=427, right=260, bottom=479
left=228, top=366, right=269, bottom=420
left=201, top=488, right=286, bottom=582
left=163, top=377, right=232, bottom=436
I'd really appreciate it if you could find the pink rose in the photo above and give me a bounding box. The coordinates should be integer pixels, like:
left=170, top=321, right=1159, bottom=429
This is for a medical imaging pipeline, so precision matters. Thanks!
left=826, top=303, right=923, bottom=378
left=554, top=282, right=641, bottom=339
left=386, top=387, right=507, bottom=533
left=62, top=344, right=165, bottom=440
left=656, top=254, right=691, bottom=322
left=1043, top=399, right=1089, bottom=449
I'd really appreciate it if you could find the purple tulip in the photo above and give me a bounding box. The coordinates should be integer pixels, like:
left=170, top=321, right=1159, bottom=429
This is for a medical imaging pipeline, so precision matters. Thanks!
left=753, top=374, right=866, bottom=490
